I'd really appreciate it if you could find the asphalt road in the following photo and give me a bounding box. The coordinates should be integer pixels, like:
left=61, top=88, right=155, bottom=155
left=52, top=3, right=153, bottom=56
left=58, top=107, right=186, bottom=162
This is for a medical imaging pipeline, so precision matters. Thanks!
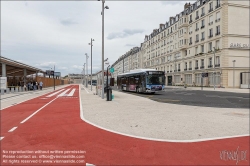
left=113, top=87, right=250, bottom=109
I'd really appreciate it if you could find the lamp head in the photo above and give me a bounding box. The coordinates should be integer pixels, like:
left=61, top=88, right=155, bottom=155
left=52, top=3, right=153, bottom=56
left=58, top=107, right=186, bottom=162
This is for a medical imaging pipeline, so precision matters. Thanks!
left=92, top=39, right=94, bottom=41
left=105, top=6, right=109, bottom=9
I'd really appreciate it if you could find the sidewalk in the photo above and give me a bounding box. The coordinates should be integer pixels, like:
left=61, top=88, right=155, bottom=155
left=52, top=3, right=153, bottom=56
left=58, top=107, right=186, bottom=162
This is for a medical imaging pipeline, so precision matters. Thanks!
left=80, top=84, right=249, bottom=141
left=165, top=85, right=250, bottom=93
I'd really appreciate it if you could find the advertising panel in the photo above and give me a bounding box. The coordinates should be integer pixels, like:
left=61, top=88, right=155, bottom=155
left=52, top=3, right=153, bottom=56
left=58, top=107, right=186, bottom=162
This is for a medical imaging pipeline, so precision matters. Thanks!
left=0, top=77, right=7, bottom=89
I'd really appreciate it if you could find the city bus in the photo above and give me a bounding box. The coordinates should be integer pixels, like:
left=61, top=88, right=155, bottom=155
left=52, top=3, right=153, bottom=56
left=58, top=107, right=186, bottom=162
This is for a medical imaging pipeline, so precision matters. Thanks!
left=117, top=69, right=165, bottom=94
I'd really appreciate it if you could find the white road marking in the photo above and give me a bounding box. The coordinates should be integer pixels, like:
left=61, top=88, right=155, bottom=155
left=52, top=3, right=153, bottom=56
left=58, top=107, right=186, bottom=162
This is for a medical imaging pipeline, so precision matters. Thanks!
left=46, top=89, right=65, bottom=97
left=67, top=89, right=76, bottom=96
left=8, top=127, right=18, bottom=132
left=78, top=86, right=250, bottom=143
left=58, top=89, right=71, bottom=97
left=86, top=163, right=95, bottom=166
left=82, top=85, right=89, bottom=94
left=0, top=137, right=4, bottom=140
left=20, top=96, right=58, bottom=124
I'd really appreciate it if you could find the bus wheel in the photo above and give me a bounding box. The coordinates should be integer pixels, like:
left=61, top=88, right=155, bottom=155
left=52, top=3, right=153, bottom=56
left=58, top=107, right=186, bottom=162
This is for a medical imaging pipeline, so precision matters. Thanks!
left=136, top=87, right=139, bottom=93
left=151, top=92, right=155, bottom=94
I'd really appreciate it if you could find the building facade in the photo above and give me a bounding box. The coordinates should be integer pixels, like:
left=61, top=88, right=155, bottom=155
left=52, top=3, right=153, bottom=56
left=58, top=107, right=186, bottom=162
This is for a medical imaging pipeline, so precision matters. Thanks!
left=111, top=0, right=250, bottom=88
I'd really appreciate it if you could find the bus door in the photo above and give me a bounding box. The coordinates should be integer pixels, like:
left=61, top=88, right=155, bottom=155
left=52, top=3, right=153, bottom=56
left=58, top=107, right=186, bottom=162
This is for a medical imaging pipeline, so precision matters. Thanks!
left=140, top=75, right=146, bottom=92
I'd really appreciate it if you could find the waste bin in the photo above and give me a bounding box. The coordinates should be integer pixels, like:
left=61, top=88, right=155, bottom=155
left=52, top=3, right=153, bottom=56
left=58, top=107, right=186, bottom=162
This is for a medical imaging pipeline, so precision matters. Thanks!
left=106, top=87, right=112, bottom=101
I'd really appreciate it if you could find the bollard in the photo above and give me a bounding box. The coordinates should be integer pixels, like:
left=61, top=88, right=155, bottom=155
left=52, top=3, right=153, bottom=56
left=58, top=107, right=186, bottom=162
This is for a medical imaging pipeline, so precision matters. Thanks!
left=19, top=87, right=23, bottom=92
left=11, top=87, right=15, bottom=93
left=15, top=87, right=19, bottom=92
left=6, top=88, right=10, bottom=94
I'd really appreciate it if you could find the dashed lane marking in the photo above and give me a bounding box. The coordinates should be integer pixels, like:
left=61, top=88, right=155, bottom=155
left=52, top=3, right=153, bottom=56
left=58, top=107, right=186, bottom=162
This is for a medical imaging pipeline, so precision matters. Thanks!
left=86, top=163, right=95, bottom=166
left=8, top=127, right=18, bottom=132
left=20, top=96, right=59, bottom=124
left=0, top=137, right=4, bottom=140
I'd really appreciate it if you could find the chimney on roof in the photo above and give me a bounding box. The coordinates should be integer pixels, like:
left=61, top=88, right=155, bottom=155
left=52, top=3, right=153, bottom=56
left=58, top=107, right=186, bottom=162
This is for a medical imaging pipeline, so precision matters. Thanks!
left=184, top=2, right=191, bottom=9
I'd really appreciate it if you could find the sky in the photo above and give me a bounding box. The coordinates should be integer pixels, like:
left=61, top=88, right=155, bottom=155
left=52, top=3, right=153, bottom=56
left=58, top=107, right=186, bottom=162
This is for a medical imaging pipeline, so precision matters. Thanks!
left=1, top=0, right=195, bottom=77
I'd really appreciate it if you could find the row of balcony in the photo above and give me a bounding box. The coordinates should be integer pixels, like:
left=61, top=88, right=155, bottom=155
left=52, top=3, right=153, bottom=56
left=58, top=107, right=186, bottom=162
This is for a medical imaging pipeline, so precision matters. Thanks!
left=165, top=64, right=221, bottom=73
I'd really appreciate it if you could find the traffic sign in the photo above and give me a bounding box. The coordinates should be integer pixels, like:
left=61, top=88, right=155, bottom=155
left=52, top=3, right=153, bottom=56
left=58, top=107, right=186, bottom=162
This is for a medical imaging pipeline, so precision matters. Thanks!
left=110, top=67, right=114, bottom=73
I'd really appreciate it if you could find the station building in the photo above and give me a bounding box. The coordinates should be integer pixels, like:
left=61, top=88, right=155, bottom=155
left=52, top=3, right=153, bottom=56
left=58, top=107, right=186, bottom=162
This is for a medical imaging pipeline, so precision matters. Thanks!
left=111, top=0, right=250, bottom=88
left=0, top=56, right=67, bottom=90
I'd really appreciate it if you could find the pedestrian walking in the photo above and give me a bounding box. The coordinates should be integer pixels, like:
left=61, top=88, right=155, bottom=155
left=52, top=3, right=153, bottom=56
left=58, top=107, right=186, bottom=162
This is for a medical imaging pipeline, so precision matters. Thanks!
left=39, top=81, right=43, bottom=90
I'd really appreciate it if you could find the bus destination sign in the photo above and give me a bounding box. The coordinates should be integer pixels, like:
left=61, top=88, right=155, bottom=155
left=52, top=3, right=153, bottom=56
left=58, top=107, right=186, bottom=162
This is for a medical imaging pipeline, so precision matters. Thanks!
left=148, top=71, right=164, bottom=75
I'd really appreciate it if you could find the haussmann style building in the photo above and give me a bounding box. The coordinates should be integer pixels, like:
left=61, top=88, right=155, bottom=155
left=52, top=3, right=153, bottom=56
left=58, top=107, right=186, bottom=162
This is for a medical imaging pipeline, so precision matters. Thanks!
left=111, top=0, right=250, bottom=88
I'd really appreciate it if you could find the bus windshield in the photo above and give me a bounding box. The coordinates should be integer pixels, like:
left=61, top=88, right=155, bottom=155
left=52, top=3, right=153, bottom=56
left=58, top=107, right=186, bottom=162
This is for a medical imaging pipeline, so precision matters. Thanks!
left=146, top=74, right=165, bottom=85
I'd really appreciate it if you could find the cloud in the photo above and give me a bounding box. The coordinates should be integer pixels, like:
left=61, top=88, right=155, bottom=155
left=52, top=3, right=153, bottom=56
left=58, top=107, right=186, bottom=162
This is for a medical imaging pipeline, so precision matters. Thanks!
left=35, top=62, right=56, bottom=68
left=161, top=1, right=193, bottom=6
left=60, top=18, right=78, bottom=26
left=125, top=44, right=136, bottom=47
left=107, top=29, right=144, bottom=40
left=58, top=66, right=68, bottom=70
left=72, top=65, right=83, bottom=70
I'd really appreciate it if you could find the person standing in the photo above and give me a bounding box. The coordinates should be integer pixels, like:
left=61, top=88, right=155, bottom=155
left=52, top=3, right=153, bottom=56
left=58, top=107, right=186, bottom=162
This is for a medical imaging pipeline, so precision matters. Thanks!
left=39, top=81, right=43, bottom=90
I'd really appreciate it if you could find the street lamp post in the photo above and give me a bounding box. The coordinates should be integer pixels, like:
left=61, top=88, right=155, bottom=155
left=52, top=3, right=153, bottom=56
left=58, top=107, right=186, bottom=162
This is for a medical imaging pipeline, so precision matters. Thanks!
left=85, top=53, right=89, bottom=88
left=89, top=38, right=94, bottom=91
left=233, top=60, right=236, bottom=88
left=99, top=0, right=109, bottom=99
left=213, top=47, right=216, bottom=90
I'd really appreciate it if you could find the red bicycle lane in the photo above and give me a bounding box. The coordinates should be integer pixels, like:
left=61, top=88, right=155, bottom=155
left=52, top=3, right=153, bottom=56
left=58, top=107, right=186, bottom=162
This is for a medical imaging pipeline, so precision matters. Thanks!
left=0, top=85, right=73, bottom=139
left=1, top=85, right=249, bottom=165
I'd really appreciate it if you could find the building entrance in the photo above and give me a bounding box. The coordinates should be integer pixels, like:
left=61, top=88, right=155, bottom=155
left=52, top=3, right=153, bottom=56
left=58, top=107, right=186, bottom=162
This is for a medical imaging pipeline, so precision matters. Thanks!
left=167, top=76, right=172, bottom=86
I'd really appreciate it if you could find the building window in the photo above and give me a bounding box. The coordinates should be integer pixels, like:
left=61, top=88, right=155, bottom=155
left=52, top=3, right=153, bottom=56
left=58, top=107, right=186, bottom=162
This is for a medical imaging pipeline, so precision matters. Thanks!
left=184, top=74, right=192, bottom=84
left=201, top=32, right=205, bottom=40
left=209, top=28, right=213, bottom=37
left=190, top=37, right=192, bottom=44
left=195, top=60, right=198, bottom=67
left=185, top=62, right=187, bottom=69
left=216, top=12, right=220, bottom=20
left=216, top=56, right=220, bottom=65
left=209, top=2, right=213, bottom=10
left=216, top=0, right=221, bottom=7
left=209, top=42, right=212, bottom=51
left=209, top=15, right=213, bottom=24
left=201, top=45, right=204, bottom=53
left=209, top=57, right=212, bottom=66
left=201, top=59, right=204, bottom=66
left=189, top=61, right=192, bottom=69
left=201, top=19, right=205, bottom=27
left=178, top=63, right=180, bottom=70
left=196, top=34, right=199, bottom=42
left=195, top=47, right=198, bottom=54
left=201, top=7, right=205, bottom=15
left=216, top=40, right=220, bottom=49
left=195, top=73, right=202, bottom=84
left=216, top=25, right=220, bottom=35
left=196, top=22, right=199, bottom=30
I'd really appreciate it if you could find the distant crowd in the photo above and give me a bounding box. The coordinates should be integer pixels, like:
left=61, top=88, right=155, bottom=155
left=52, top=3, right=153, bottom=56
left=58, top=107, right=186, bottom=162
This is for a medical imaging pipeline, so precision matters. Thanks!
left=9, top=80, right=44, bottom=91
left=24, top=81, right=43, bottom=91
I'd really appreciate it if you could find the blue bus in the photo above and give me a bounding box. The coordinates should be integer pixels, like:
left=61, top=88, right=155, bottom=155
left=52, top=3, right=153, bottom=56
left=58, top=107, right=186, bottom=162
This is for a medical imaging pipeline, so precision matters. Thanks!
left=117, top=69, right=165, bottom=94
